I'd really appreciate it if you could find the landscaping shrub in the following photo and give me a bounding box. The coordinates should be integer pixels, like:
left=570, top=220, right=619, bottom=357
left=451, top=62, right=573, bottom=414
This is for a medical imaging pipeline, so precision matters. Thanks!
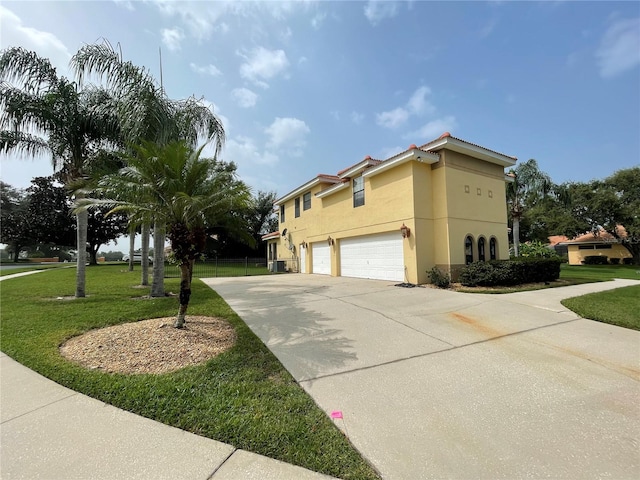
left=519, top=241, right=557, bottom=258
left=459, top=258, right=562, bottom=287
left=583, top=255, right=608, bottom=265
left=609, top=258, right=620, bottom=265
left=623, top=258, right=634, bottom=265
left=428, top=267, right=450, bottom=288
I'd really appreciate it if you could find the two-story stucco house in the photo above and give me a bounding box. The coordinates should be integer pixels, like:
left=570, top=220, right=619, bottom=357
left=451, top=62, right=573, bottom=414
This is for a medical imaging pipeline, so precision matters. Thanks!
left=262, top=132, right=517, bottom=284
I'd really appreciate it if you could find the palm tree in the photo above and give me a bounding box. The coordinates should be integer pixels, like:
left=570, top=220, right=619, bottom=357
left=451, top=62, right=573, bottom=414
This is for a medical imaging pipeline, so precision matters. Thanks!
left=506, top=158, right=552, bottom=257
left=71, top=40, right=226, bottom=297
left=78, top=141, right=251, bottom=328
left=0, top=47, right=119, bottom=297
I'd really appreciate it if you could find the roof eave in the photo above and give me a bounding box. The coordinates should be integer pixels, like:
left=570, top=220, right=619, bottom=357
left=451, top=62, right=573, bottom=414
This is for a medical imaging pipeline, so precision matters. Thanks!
left=363, top=149, right=439, bottom=179
left=315, top=180, right=350, bottom=199
left=428, top=137, right=517, bottom=168
left=275, top=176, right=341, bottom=205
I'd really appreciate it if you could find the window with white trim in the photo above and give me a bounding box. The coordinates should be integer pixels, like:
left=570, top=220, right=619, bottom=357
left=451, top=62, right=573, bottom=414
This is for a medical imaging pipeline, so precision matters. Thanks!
left=353, top=176, right=364, bottom=207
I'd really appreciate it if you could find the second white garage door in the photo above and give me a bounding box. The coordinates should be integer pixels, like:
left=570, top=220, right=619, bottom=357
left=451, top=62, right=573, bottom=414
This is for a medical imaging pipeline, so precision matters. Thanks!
left=340, top=232, right=405, bottom=281
left=312, top=242, right=331, bottom=274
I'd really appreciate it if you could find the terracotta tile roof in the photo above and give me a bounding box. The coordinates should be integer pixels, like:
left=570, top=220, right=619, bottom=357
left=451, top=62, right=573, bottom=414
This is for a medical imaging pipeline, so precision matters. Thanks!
left=316, top=174, right=341, bottom=182
left=336, top=156, right=382, bottom=176
left=557, top=226, right=628, bottom=244
left=419, top=132, right=518, bottom=161
left=547, top=235, right=569, bottom=246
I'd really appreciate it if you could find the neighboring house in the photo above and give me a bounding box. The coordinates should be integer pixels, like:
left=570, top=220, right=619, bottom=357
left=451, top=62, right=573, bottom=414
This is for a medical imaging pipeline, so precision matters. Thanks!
left=262, top=132, right=517, bottom=284
left=552, top=228, right=632, bottom=265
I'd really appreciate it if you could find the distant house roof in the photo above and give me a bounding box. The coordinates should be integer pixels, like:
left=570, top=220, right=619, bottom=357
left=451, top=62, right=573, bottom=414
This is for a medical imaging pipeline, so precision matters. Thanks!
left=553, top=226, right=628, bottom=245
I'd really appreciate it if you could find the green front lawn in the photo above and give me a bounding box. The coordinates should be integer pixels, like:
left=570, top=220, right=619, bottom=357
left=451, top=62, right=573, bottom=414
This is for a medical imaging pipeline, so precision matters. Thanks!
left=0, top=265, right=379, bottom=479
left=0, top=264, right=67, bottom=276
left=562, top=285, right=640, bottom=331
left=560, top=263, right=640, bottom=281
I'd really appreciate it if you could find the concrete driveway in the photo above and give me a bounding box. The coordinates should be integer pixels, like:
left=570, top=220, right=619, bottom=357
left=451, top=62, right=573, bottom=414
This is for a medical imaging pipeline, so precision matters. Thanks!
left=201, top=275, right=640, bottom=479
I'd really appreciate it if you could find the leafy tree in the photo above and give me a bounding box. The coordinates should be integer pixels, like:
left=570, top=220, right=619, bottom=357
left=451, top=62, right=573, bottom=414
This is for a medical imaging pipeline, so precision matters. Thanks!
left=86, top=205, right=128, bottom=265
left=564, top=168, right=640, bottom=264
left=0, top=182, right=32, bottom=261
left=0, top=47, right=119, bottom=296
left=78, top=141, right=251, bottom=328
left=506, top=159, right=552, bottom=256
left=26, top=176, right=76, bottom=247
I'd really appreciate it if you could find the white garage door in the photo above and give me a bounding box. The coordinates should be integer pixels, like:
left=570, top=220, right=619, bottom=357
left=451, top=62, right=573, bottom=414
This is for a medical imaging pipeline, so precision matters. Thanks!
left=299, top=244, right=307, bottom=273
left=340, top=232, right=404, bottom=281
left=312, top=242, right=331, bottom=275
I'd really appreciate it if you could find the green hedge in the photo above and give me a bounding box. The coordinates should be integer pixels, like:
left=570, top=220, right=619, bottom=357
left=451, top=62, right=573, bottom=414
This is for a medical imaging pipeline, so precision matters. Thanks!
left=459, top=258, right=562, bottom=287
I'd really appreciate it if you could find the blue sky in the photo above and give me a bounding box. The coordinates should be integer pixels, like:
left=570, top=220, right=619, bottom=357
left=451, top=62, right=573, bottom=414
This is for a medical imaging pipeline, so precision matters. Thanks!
left=1, top=0, right=639, bottom=199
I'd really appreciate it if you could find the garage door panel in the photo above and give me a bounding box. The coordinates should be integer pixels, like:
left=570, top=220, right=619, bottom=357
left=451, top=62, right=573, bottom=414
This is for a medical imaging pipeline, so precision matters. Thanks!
left=340, top=232, right=404, bottom=282
left=312, top=243, right=330, bottom=275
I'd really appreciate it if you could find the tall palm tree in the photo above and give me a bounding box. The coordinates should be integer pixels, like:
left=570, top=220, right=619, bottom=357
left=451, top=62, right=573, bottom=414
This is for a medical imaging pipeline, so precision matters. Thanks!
left=506, top=158, right=552, bottom=257
left=78, top=140, right=251, bottom=328
left=0, top=47, right=119, bottom=297
left=71, top=40, right=226, bottom=296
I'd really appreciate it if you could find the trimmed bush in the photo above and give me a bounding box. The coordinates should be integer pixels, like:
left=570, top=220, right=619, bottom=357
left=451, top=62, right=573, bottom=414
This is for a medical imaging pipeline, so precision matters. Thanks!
left=609, top=258, right=620, bottom=265
left=623, top=258, right=634, bottom=265
left=583, top=255, right=608, bottom=265
left=428, top=267, right=451, bottom=288
left=459, top=258, right=562, bottom=287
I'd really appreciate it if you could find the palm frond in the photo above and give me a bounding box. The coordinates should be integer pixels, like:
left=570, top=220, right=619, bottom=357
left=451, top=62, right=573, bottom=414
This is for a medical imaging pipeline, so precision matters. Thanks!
left=0, top=47, right=58, bottom=93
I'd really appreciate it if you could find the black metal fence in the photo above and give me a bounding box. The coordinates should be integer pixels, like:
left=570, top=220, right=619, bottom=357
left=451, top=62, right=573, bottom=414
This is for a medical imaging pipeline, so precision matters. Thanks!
left=164, top=257, right=270, bottom=278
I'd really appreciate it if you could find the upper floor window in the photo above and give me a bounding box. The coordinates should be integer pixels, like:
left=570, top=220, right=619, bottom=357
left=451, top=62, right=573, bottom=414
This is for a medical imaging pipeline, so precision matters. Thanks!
left=303, top=192, right=311, bottom=210
left=478, top=237, right=486, bottom=262
left=489, top=237, right=497, bottom=260
left=280, top=205, right=285, bottom=223
left=295, top=197, right=300, bottom=218
left=353, top=176, right=364, bottom=207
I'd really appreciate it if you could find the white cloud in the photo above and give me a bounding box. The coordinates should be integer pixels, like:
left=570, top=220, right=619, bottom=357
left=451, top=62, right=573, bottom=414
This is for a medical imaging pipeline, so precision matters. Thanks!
left=161, top=28, right=184, bottom=51
left=231, top=88, right=258, bottom=108
left=364, top=1, right=399, bottom=26
left=407, top=86, right=434, bottom=115
left=377, top=85, right=436, bottom=129
left=189, top=62, right=222, bottom=76
left=351, top=111, right=365, bottom=124
left=113, top=0, right=135, bottom=11
left=404, top=116, right=458, bottom=141
left=238, top=46, right=290, bottom=88
left=376, top=107, right=410, bottom=129
left=224, top=136, right=279, bottom=166
left=596, top=17, right=640, bottom=78
left=0, top=5, right=72, bottom=75
left=479, top=18, right=498, bottom=38
left=265, top=117, right=310, bottom=156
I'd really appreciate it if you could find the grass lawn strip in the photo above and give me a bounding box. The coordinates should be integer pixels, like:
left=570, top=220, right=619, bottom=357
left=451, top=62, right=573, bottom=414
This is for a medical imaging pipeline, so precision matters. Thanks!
left=561, top=285, right=640, bottom=331
left=0, top=265, right=379, bottom=480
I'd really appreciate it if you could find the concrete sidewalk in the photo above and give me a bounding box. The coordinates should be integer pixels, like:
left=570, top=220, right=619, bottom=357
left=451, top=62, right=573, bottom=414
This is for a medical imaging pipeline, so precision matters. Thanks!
left=0, top=352, right=335, bottom=479
left=203, top=275, right=640, bottom=479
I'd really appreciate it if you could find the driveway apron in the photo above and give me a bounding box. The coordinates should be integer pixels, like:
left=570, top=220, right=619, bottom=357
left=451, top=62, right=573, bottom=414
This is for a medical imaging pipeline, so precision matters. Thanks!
left=202, top=275, right=640, bottom=479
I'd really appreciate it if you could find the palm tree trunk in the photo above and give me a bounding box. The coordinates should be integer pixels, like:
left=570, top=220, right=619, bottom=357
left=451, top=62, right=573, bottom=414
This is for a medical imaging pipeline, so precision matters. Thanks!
left=513, top=216, right=521, bottom=257
left=174, top=259, right=193, bottom=328
left=151, top=220, right=165, bottom=297
left=75, top=209, right=88, bottom=298
left=128, top=228, right=135, bottom=271
left=141, top=223, right=150, bottom=285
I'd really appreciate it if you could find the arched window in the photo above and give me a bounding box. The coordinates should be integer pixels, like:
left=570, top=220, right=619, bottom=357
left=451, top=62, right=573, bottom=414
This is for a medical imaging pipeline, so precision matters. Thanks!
left=478, top=237, right=486, bottom=261
left=489, top=237, right=497, bottom=260
left=465, top=235, right=474, bottom=265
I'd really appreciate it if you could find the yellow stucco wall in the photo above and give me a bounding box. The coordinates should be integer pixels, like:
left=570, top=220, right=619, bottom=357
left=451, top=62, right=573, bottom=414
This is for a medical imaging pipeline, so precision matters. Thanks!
left=273, top=147, right=512, bottom=283
left=567, top=244, right=632, bottom=265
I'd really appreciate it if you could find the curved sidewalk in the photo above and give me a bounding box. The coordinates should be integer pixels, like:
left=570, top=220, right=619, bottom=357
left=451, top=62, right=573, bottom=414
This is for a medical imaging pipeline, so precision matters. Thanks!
left=0, top=353, right=335, bottom=479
